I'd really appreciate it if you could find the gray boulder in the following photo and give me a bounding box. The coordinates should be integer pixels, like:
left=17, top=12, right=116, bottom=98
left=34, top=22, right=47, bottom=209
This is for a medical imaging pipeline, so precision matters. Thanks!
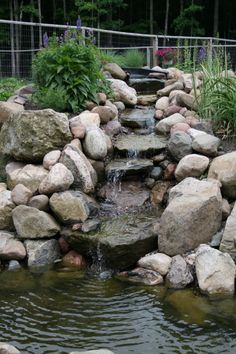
left=83, top=127, right=108, bottom=160
left=220, top=203, right=236, bottom=257
left=0, top=231, right=26, bottom=260
left=0, top=190, right=16, bottom=230
left=25, top=239, right=60, bottom=267
left=192, top=134, right=220, bottom=156
left=103, top=62, right=127, bottom=80
left=0, top=101, right=24, bottom=126
left=12, top=205, right=60, bottom=239
left=167, top=131, right=192, bottom=161
left=166, top=255, right=193, bottom=289
left=0, top=109, right=72, bottom=162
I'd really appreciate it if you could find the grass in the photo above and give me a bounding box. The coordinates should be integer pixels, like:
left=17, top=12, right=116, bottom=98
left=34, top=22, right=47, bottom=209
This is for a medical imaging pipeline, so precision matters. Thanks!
left=0, top=77, right=26, bottom=101
left=101, top=49, right=146, bottom=68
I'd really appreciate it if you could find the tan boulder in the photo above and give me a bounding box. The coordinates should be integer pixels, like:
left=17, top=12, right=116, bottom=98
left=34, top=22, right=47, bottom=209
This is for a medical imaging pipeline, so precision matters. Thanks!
left=38, top=163, right=74, bottom=195
left=0, top=101, right=24, bottom=126
left=175, top=154, right=210, bottom=181
left=92, top=106, right=116, bottom=124
left=43, top=150, right=61, bottom=170
left=11, top=184, right=33, bottom=205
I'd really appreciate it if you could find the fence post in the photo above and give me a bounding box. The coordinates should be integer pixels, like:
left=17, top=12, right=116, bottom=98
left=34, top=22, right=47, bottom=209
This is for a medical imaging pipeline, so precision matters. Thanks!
left=146, top=48, right=151, bottom=68
left=208, top=38, right=213, bottom=67
left=152, top=35, right=158, bottom=67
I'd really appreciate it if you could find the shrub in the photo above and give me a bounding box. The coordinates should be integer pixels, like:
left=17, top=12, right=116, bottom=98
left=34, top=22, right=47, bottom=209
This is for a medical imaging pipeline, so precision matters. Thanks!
left=31, top=87, right=69, bottom=112
left=32, top=34, right=110, bottom=112
left=122, top=49, right=146, bottom=68
left=0, top=77, right=25, bottom=101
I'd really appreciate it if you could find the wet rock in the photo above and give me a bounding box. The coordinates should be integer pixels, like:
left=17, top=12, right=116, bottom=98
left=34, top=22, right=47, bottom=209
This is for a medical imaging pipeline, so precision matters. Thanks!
left=0, top=109, right=72, bottom=162
left=150, top=166, right=162, bottom=180
left=92, top=106, right=116, bottom=124
left=38, top=163, right=74, bottom=195
left=155, top=113, right=186, bottom=135
left=114, top=134, right=167, bottom=157
left=192, top=134, right=220, bottom=156
left=6, top=162, right=48, bottom=193
left=43, top=150, right=61, bottom=170
left=28, top=195, right=49, bottom=211
left=0, top=101, right=24, bottom=126
left=137, top=94, right=157, bottom=105
left=8, top=260, right=22, bottom=270
left=163, top=163, right=176, bottom=180
left=220, top=203, right=236, bottom=257
left=60, top=144, right=97, bottom=193
left=166, top=255, right=193, bottom=289
left=81, top=219, right=101, bottom=233
left=138, top=252, right=171, bottom=275
left=104, top=120, right=121, bottom=136
left=106, top=158, right=153, bottom=178
left=25, top=239, right=61, bottom=268
left=83, top=127, right=108, bottom=160
left=0, top=231, right=26, bottom=260
left=62, top=250, right=86, bottom=269
left=104, top=62, right=127, bottom=80
left=152, top=153, right=166, bottom=164
left=155, top=97, right=169, bottom=111
left=89, top=160, right=105, bottom=183
left=0, top=190, right=15, bottom=230
left=167, top=131, right=192, bottom=161
left=195, top=244, right=236, bottom=297
left=49, top=190, right=98, bottom=224
left=118, top=267, right=163, bottom=285
left=144, top=178, right=155, bottom=189
left=150, top=181, right=170, bottom=205
left=108, top=79, right=137, bottom=106
left=12, top=205, right=60, bottom=239
left=58, top=236, right=71, bottom=254
left=120, top=108, right=155, bottom=128
left=0, top=342, right=20, bottom=354
left=175, top=154, right=209, bottom=181
left=11, top=184, right=33, bottom=205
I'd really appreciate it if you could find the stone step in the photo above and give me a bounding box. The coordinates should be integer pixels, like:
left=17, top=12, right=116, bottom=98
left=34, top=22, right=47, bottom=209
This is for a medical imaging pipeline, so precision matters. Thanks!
left=120, top=108, right=155, bottom=129
left=105, top=158, right=153, bottom=178
left=113, top=134, right=167, bottom=157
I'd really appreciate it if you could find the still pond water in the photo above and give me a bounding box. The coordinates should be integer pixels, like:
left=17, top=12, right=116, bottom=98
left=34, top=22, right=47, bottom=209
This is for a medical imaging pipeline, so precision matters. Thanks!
left=0, top=268, right=236, bottom=354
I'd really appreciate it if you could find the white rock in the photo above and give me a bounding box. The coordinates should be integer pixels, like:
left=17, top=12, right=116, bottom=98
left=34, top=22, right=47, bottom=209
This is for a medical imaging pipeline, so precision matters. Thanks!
left=108, top=79, right=137, bottom=106
left=155, top=96, right=169, bottom=111
left=39, top=163, right=74, bottom=195
left=155, top=113, right=186, bottom=135
left=138, top=253, right=172, bottom=275
left=83, top=127, right=108, bottom=160
left=175, top=154, right=210, bottom=181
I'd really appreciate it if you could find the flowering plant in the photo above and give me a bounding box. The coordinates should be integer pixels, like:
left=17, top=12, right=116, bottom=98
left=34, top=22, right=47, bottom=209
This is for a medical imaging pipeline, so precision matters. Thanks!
left=155, top=47, right=177, bottom=66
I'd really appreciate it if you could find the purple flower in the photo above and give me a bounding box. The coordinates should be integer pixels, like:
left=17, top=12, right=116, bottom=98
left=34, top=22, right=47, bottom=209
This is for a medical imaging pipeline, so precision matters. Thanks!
left=198, top=47, right=206, bottom=62
left=43, top=32, right=49, bottom=48
left=76, top=16, right=81, bottom=30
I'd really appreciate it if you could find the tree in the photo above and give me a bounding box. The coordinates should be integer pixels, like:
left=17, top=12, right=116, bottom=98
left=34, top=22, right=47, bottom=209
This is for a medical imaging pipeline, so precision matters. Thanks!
left=172, top=2, right=205, bottom=36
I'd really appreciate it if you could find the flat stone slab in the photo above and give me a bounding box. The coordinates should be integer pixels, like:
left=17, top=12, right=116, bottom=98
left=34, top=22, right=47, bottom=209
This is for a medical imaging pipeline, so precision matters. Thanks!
left=120, top=108, right=155, bottom=128
left=114, top=134, right=167, bottom=157
left=106, top=158, right=153, bottom=178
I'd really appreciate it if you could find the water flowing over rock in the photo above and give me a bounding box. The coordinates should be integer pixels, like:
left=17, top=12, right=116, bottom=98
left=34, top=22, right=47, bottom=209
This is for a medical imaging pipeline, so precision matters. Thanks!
left=49, top=190, right=99, bottom=224
left=0, top=231, right=26, bottom=260
left=208, top=151, right=236, bottom=199
left=155, top=113, right=186, bottom=135
left=138, top=252, right=172, bottom=275
left=60, top=144, right=97, bottom=193
left=166, top=255, right=193, bottom=289
left=195, top=245, right=236, bottom=297
left=108, top=79, right=137, bottom=106
left=12, top=205, right=60, bottom=239
left=120, top=108, right=155, bottom=128
left=158, top=178, right=222, bottom=256
left=83, top=127, right=108, bottom=160
left=0, top=190, right=16, bottom=230
left=25, top=239, right=60, bottom=268
left=69, top=350, right=115, bottom=354
left=175, top=154, right=209, bottom=181
left=6, top=162, right=48, bottom=193
left=220, top=203, right=236, bottom=257
left=38, top=163, right=74, bottom=195
left=0, top=109, right=72, bottom=162
left=105, top=159, right=153, bottom=178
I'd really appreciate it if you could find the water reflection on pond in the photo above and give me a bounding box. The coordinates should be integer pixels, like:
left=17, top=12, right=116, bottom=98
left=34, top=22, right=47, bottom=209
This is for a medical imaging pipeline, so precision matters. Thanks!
left=0, top=267, right=236, bottom=354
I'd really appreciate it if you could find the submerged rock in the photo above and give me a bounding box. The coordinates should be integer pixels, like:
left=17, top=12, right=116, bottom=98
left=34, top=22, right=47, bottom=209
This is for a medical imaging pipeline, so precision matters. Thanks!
left=118, top=267, right=163, bottom=285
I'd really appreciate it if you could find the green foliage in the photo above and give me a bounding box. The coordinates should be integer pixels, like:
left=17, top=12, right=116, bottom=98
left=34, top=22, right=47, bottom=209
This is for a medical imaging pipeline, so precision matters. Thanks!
left=31, top=87, right=69, bottom=112
left=100, top=49, right=146, bottom=68
left=173, top=4, right=205, bottom=36
left=0, top=77, right=26, bottom=101
left=32, top=34, right=110, bottom=112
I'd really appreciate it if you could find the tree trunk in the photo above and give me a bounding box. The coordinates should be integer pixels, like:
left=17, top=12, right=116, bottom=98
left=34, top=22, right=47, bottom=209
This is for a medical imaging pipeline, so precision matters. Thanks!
left=213, top=0, right=219, bottom=36
left=150, top=0, right=153, bottom=34
left=164, top=0, right=169, bottom=46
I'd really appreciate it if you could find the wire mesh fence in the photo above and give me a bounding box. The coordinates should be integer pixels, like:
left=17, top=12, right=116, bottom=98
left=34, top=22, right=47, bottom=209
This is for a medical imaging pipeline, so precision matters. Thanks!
left=0, top=19, right=235, bottom=79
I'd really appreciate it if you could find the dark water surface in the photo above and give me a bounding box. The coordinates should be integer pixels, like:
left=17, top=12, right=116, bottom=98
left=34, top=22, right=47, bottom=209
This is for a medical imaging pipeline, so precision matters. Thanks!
left=0, top=268, right=236, bottom=354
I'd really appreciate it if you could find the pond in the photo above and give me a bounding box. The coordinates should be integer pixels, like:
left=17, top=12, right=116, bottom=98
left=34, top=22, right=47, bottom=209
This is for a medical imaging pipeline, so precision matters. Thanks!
left=0, top=268, right=236, bottom=354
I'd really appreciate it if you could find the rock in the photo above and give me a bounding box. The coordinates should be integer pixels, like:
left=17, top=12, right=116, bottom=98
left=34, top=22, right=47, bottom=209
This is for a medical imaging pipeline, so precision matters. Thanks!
left=137, top=94, right=157, bottom=105
left=0, top=190, right=15, bottom=230
left=176, top=92, right=198, bottom=111
left=0, top=101, right=24, bottom=126
left=11, top=184, right=33, bottom=205
left=154, top=110, right=164, bottom=120
left=104, top=62, right=127, bottom=80
left=105, top=135, right=113, bottom=154
left=222, top=198, right=231, bottom=220
left=62, top=213, right=158, bottom=270
left=163, top=163, right=176, bottom=180
left=70, top=124, right=86, bottom=139
left=108, top=79, right=137, bottom=106
left=28, top=195, right=49, bottom=211
left=97, top=92, right=107, bottom=105
left=62, top=250, right=86, bottom=268
left=43, top=150, right=61, bottom=170
left=105, top=159, right=153, bottom=178
left=0, top=183, right=7, bottom=193
left=220, top=203, right=236, bottom=257
left=152, top=153, right=166, bottom=164
left=58, top=236, right=71, bottom=253
left=157, top=81, right=184, bottom=97
left=155, top=97, right=169, bottom=111
left=186, top=127, right=206, bottom=139
left=192, top=121, right=213, bottom=135
left=166, top=255, right=193, bottom=289
left=83, top=127, right=108, bottom=160
left=25, top=239, right=61, bottom=268
left=208, top=152, right=236, bottom=199
left=69, top=111, right=100, bottom=130
left=120, top=108, right=155, bottom=129
left=6, top=162, right=48, bottom=193
left=150, top=181, right=170, bottom=204
left=49, top=190, right=98, bottom=224
left=104, top=120, right=121, bottom=136
left=166, top=67, right=183, bottom=80
left=0, top=109, right=72, bottom=162
left=118, top=267, right=163, bottom=286
left=0, top=231, right=26, bottom=260
left=155, top=113, right=186, bottom=135
left=60, top=144, right=97, bottom=193
left=70, top=138, right=82, bottom=151
left=158, top=178, right=222, bottom=256
left=138, top=252, right=171, bottom=275
left=89, top=160, right=105, bottom=182
left=8, top=260, right=22, bottom=270
left=170, top=122, right=190, bottom=135
left=167, top=131, right=192, bottom=161
left=175, top=154, right=209, bottom=181
left=12, top=205, right=60, bottom=239
left=181, top=73, right=202, bottom=93
left=164, top=105, right=182, bottom=117
left=192, top=134, right=220, bottom=156
left=81, top=219, right=101, bottom=233
left=210, top=228, right=224, bottom=247
left=195, top=244, right=236, bottom=297
left=150, top=166, right=162, bottom=180
left=92, top=106, right=116, bottom=124
left=0, top=342, right=20, bottom=354
left=114, top=134, right=167, bottom=157
left=38, top=163, right=74, bottom=195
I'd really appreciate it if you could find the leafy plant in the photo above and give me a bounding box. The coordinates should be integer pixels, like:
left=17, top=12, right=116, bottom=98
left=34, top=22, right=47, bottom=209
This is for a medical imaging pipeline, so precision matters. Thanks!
left=0, top=77, right=26, bottom=101
left=32, top=33, right=110, bottom=112
left=31, top=87, right=68, bottom=112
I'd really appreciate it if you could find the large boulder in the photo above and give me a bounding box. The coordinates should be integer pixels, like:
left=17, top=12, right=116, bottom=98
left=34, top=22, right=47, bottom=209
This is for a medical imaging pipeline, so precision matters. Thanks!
left=175, top=154, right=209, bottom=181
left=155, top=113, right=186, bottom=135
left=0, top=231, right=26, bottom=260
left=208, top=151, right=236, bottom=199
left=60, top=144, right=97, bottom=193
left=25, top=239, right=60, bottom=268
left=69, top=111, right=100, bottom=130
left=0, top=109, right=72, bottom=162
left=176, top=92, right=198, bottom=111
left=108, top=79, right=137, bottom=106
left=49, top=190, right=99, bottom=224
left=166, top=255, right=193, bottom=289
left=83, top=127, right=108, bottom=160
left=138, top=252, right=171, bottom=276
left=6, top=162, right=48, bottom=193
left=103, top=62, right=127, bottom=80
left=220, top=203, right=236, bottom=257
left=92, top=106, right=116, bottom=124
left=0, top=101, right=24, bottom=126
left=0, top=190, right=16, bottom=230
left=195, top=244, right=236, bottom=297
left=158, top=178, right=222, bottom=256
left=192, top=134, right=220, bottom=156
left=38, top=163, right=74, bottom=195
left=155, top=96, right=169, bottom=111
left=167, top=131, right=192, bottom=161
left=12, top=205, right=60, bottom=239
